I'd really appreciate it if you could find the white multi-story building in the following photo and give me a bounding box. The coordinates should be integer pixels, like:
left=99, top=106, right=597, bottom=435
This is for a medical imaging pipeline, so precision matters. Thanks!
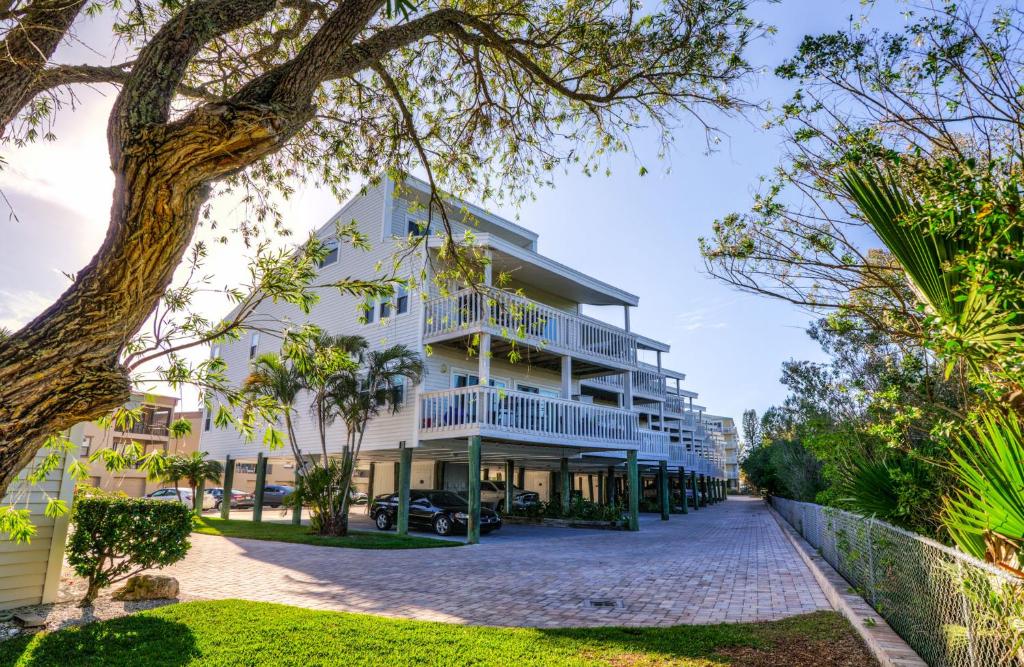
left=201, top=176, right=728, bottom=536
left=703, top=414, right=739, bottom=490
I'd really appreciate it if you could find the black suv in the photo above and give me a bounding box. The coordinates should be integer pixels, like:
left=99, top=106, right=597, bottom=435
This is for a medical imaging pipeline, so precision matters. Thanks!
left=370, top=490, right=502, bottom=537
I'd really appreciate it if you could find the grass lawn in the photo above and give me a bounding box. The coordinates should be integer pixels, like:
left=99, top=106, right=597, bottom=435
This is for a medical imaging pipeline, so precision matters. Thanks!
left=191, top=517, right=459, bottom=549
left=0, top=600, right=875, bottom=667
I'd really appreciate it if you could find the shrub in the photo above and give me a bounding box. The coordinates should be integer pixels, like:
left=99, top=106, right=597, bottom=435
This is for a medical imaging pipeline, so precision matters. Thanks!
left=508, top=498, right=622, bottom=522
left=67, top=497, right=193, bottom=605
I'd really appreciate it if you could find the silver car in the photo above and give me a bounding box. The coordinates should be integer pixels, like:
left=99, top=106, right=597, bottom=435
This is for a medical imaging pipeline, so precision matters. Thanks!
left=480, top=481, right=539, bottom=511
left=145, top=487, right=216, bottom=510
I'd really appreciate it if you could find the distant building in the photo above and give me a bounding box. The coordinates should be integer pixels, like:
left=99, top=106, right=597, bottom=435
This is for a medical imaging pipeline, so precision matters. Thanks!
left=703, top=415, right=739, bottom=490
left=80, top=393, right=201, bottom=497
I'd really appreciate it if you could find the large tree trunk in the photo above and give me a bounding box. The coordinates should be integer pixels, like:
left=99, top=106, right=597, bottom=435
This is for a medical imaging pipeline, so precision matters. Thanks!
left=0, top=0, right=88, bottom=134
left=0, top=140, right=212, bottom=493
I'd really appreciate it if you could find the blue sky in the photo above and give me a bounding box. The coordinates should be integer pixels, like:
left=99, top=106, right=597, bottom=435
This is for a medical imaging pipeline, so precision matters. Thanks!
left=0, top=2, right=901, bottom=426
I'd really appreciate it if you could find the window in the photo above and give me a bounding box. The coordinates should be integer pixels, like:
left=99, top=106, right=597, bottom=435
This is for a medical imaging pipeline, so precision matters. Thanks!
left=249, top=332, right=260, bottom=359
left=318, top=238, right=339, bottom=267
left=518, top=384, right=560, bottom=398
left=363, top=301, right=375, bottom=323
left=211, top=345, right=221, bottom=359
left=80, top=435, right=93, bottom=458
left=395, top=284, right=409, bottom=314
left=204, top=408, right=211, bottom=432
left=391, top=379, right=406, bottom=406
left=451, top=371, right=480, bottom=388
left=407, top=220, right=429, bottom=237
left=379, top=300, right=391, bottom=319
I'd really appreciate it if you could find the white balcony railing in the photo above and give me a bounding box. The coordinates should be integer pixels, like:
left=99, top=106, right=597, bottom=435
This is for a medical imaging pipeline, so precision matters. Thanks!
left=583, top=373, right=625, bottom=390
left=420, top=386, right=641, bottom=448
left=637, top=428, right=670, bottom=458
left=633, top=364, right=667, bottom=397
left=423, top=288, right=637, bottom=368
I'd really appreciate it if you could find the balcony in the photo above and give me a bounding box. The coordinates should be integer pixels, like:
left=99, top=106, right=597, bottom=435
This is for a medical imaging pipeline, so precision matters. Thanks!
left=633, top=364, right=667, bottom=398
left=419, top=386, right=644, bottom=450
left=423, top=288, right=637, bottom=373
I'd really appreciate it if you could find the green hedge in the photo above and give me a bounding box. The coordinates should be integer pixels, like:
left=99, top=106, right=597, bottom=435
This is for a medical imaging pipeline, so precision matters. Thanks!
left=67, top=497, right=192, bottom=605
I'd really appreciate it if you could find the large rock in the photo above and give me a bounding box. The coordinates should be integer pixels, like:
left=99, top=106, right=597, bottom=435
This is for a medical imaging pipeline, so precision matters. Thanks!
left=111, top=575, right=179, bottom=601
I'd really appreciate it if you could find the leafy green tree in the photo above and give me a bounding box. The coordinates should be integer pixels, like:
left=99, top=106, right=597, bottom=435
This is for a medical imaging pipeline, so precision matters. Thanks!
left=0, top=0, right=763, bottom=500
left=740, top=409, right=759, bottom=458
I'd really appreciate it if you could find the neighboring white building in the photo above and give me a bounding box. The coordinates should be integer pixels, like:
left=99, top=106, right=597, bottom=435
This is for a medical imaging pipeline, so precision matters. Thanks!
left=201, top=176, right=726, bottom=517
left=703, top=414, right=740, bottom=490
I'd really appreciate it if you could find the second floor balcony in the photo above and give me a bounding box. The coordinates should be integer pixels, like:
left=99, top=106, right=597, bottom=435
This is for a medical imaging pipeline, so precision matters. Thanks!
left=420, top=386, right=644, bottom=450
left=424, top=288, right=637, bottom=371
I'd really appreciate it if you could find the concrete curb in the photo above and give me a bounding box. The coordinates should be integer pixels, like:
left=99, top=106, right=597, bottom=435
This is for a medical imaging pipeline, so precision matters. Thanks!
left=767, top=505, right=927, bottom=667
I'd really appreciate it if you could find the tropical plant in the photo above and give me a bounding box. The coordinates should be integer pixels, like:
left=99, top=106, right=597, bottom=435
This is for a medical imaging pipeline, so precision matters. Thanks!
left=943, top=413, right=1024, bottom=574
left=322, top=341, right=423, bottom=535
left=838, top=161, right=1024, bottom=398
left=243, top=333, right=422, bottom=536
left=163, top=452, right=223, bottom=507
left=244, top=353, right=307, bottom=463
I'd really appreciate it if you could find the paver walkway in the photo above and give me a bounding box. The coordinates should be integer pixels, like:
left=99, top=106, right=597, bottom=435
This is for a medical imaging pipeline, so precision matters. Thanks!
left=154, top=497, right=829, bottom=627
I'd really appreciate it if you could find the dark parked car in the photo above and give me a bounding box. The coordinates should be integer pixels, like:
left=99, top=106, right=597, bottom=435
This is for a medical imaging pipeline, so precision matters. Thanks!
left=206, top=488, right=255, bottom=510
left=261, top=485, right=294, bottom=508
left=370, top=490, right=502, bottom=537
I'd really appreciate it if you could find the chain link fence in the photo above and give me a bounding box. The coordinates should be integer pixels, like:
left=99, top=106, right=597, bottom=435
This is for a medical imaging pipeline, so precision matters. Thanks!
left=771, top=497, right=1024, bottom=666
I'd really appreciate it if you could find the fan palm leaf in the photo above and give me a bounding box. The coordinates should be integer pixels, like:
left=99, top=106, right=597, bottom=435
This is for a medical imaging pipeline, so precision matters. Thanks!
left=942, top=412, right=1024, bottom=569
left=839, top=165, right=1023, bottom=377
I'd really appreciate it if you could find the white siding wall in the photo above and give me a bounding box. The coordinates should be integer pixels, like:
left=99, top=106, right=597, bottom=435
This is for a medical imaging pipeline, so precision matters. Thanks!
left=0, top=427, right=78, bottom=610
left=201, top=180, right=426, bottom=459
left=425, top=347, right=574, bottom=395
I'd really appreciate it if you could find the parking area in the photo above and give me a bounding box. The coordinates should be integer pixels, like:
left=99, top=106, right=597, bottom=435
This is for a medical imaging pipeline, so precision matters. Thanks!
left=158, top=497, right=829, bottom=627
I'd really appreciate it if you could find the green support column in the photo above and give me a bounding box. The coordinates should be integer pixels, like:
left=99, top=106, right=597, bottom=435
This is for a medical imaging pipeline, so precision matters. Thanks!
left=587, top=474, right=594, bottom=502
left=220, top=455, right=234, bottom=520
left=393, top=462, right=400, bottom=492
left=397, top=444, right=412, bottom=536
left=504, top=459, right=514, bottom=513
left=253, top=452, right=267, bottom=522
left=627, top=451, right=640, bottom=531
left=366, top=462, right=376, bottom=514
left=606, top=466, right=616, bottom=505
left=690, top=471, right=699, bottom=511
left=701, top=475, right=709, bottom=507
left=517, top=466, right=525, bottom=489
left=658, top=460, right=670, bottom=521
left=678, top=469, right=688, bottom=514
left=292, top=465, right=302, bottom=525
left=467, top=436, right=482, bottom=544
left=560, top=457, right=571, bottom=514
left=434, top=461, right=445, bottom=490
left=597, top=472, right=605, bottom=504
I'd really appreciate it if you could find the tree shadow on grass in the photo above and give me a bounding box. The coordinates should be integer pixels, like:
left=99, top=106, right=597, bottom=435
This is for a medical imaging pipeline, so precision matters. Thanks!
left=0, top=616, right=199, bottom=667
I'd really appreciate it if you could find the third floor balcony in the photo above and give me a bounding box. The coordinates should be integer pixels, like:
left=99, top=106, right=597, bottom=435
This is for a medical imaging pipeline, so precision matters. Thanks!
left=424, top=288, right=637, bottom=372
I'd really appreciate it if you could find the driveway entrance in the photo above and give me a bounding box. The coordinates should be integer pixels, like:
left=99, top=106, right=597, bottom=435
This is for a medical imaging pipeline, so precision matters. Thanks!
left=158, top=496, right=829, bottom=627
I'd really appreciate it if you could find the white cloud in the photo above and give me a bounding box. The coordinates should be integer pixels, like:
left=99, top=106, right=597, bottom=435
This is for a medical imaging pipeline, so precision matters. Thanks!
left=674, top=306, right=728, bottom=332
left=0, top=289, right=55, bottom=331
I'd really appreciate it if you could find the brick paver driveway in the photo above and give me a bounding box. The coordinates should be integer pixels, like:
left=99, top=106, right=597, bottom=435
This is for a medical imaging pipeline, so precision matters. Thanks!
left=160, top=496, right=829, bottom=627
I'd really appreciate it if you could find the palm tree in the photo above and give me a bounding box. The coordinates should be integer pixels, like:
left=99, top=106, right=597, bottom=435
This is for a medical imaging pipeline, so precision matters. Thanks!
left=326, top=343, right=424, bottom=535
left=244, top=353, right=306, bottom=463
left=163, top=452, right=222, bottom=508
